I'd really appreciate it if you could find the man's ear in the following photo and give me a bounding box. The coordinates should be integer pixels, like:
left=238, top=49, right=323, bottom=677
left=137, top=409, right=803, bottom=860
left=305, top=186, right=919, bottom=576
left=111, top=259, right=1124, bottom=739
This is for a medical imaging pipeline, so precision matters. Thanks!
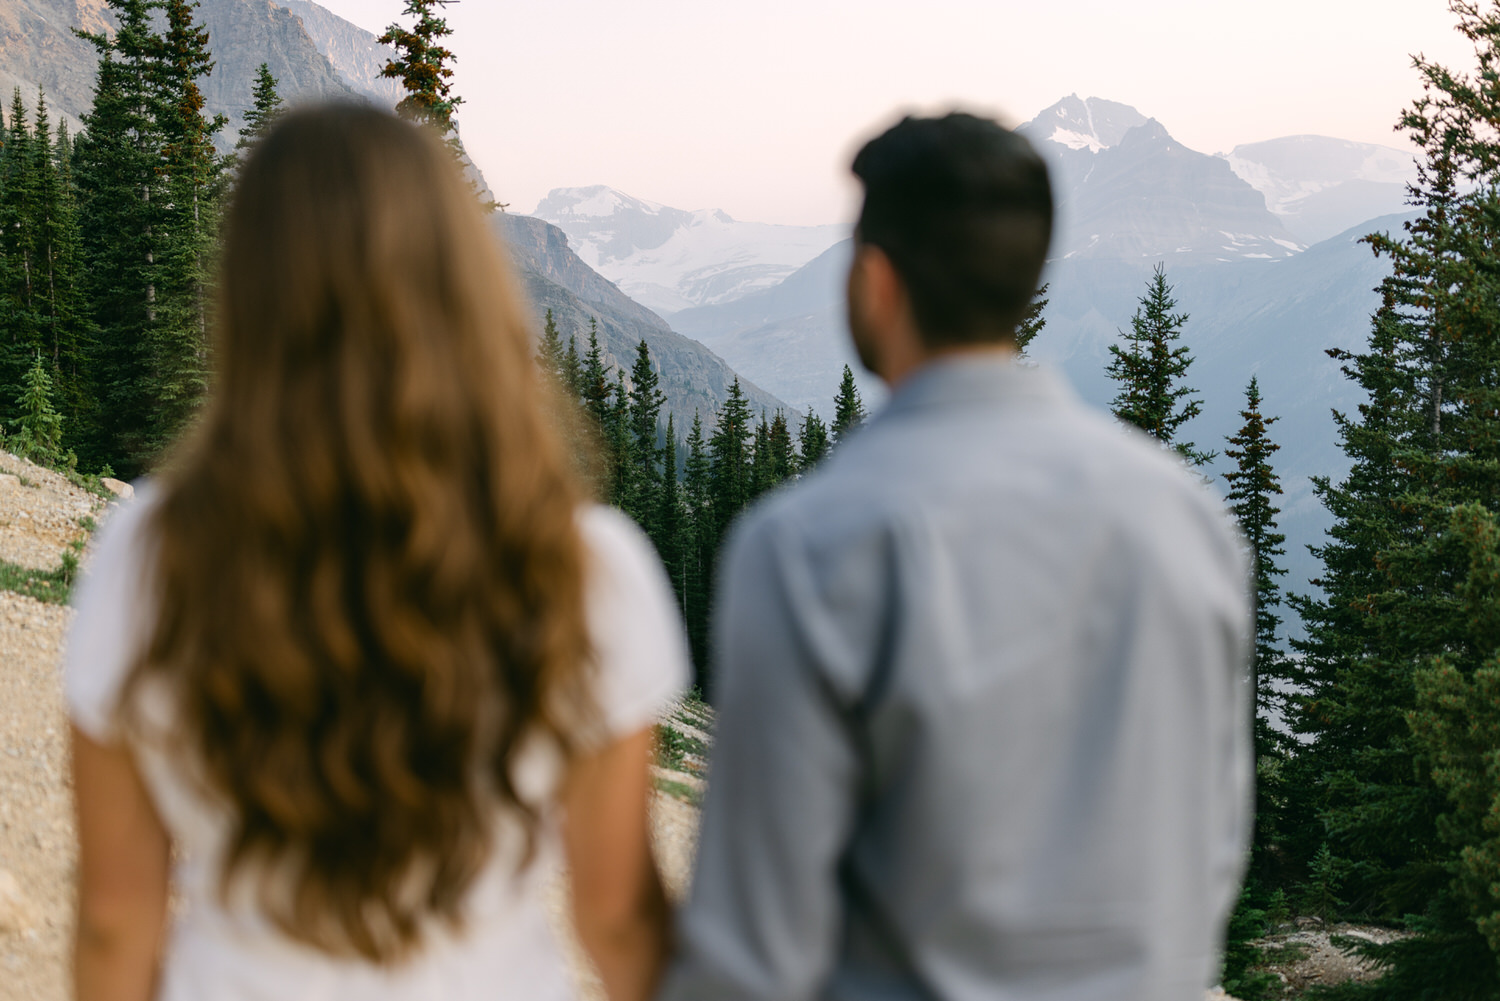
left=850, top=243, right=903, bottom=321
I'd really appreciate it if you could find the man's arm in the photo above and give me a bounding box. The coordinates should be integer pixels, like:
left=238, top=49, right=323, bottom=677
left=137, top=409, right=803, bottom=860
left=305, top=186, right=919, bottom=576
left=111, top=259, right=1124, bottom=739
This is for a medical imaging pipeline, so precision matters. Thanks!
left=658, top=516, right=863, bottom=1001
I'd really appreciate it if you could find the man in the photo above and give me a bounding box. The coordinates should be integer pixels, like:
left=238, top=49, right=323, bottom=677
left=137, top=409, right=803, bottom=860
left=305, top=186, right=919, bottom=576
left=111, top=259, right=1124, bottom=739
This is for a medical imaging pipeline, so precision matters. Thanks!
left=658, top=113, right=1252, bottom=1001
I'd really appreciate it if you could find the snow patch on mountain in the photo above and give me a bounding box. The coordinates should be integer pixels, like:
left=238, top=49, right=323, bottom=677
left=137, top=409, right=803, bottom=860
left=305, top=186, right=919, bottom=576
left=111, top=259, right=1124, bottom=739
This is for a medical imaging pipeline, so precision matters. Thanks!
left=1218, top=136, right=1417, bottom=243
left=531, top=186, right=845, bottom=316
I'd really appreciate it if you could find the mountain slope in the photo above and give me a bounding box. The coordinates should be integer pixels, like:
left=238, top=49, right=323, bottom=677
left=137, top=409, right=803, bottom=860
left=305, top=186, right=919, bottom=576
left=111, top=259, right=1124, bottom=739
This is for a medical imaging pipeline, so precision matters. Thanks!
left=1018, top=97, right=1304, bottom=263
left=0, top=0, right=355, bottom=140
left=669, top=240, right=882, bottom=416
left=532, top=185, right=845, bottom=316
left=277, top=0, right=403, bottom=106
left=495, top=213, right=793, bottom=424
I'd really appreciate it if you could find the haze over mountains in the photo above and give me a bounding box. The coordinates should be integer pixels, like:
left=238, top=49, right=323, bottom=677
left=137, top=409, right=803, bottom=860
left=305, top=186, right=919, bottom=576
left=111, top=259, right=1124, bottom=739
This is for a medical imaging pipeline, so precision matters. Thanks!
left=532, top=186, right=845, bottom=316
left=0, top=0, right=1425, bottom=619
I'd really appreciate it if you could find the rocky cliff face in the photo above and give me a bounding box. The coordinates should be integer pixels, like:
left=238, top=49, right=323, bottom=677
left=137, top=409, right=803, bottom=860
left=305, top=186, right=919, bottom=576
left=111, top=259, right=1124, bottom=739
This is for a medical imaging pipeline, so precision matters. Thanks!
left=277, top=0, right=402, bottom=106
left=0, top=0, right=114, bottom=134
left=0, top=0, right=354, bottom=142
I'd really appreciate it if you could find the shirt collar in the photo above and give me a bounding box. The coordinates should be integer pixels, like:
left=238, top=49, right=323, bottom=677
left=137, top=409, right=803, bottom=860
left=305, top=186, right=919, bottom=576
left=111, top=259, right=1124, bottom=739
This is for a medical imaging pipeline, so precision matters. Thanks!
left=878, top=355, right=1077, bottom=421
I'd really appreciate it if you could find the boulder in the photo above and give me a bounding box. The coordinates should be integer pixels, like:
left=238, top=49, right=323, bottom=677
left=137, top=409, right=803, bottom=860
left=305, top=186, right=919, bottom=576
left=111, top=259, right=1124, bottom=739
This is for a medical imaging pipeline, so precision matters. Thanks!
left=100, top=478, right=134, bottom=500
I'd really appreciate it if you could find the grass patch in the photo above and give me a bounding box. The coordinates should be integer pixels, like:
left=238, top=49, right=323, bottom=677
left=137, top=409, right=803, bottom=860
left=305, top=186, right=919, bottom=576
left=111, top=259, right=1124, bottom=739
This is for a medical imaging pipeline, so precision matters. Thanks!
left=0, top=554, right=77, bottom=605
left=653, top=775, right=703, bottom=806
left=656, top=723, right=710, bottom=776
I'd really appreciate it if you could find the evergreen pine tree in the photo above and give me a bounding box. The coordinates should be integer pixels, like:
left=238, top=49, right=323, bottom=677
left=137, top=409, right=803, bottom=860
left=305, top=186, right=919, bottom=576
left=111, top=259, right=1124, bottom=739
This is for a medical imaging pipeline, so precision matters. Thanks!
left=1285, top=6, right=1500, bottom=992
left=831, top=364, right=865, bottom=444
left=766, top=410, right=796, bottom=485
left=536, top=308, right=565, bottom=382
left=0, top=89, right=42, bottom=405
left=798, top=408, right=830, bottom=469
left=579, top=318, right=611, bottom=426
left=152, top=0, right=223, bottom=454
left=562, top=335, right=582, bottom=398
left=1105, top=264, right=1213, bottom=467
left=708, top=377, right=754, bottom=536
left=73, top=0, right=174, bottom=472
left=1015, top=282, right=1049, bottom=357
left=379, top=0, right=496, bottom=208
left=750, top=412, right=773, bottom=497
left=236, top=63, right=282, bottom=153
left=605, top=369, right=636, bottom=513
left=223, top=62, right=282, bottom=179
left=10, top=350, right=64, bottom=465
left=380, top=0, right=464, bottom=140
left=33, top=100, right=89, bottom=445
left=682, top=411, right=713, bottom=680
left=1223, top=376, right=1292, bottom=883
left=653, top=412, right=685, bottom=608
left=626, top=338, right=666, bottom=529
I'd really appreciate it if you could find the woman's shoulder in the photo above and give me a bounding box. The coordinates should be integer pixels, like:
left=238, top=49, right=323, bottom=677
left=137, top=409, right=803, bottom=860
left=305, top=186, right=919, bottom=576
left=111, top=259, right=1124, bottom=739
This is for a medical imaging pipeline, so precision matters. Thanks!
left=64, top=479, right=165, bottom=744
left=575, top=503, right=690, bottom=738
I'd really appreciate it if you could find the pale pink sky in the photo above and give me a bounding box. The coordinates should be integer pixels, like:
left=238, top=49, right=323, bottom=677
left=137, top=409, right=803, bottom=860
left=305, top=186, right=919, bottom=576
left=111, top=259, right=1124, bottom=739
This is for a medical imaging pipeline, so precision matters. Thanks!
left=312, top=0, right=1474, bottom=226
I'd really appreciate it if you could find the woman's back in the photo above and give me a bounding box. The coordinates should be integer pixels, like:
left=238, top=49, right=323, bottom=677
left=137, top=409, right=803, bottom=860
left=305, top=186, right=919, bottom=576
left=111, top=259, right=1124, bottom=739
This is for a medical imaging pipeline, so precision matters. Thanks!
left=66, top=104, right=687, bottom=1001
left=68, top=488, right=685, bottom=1001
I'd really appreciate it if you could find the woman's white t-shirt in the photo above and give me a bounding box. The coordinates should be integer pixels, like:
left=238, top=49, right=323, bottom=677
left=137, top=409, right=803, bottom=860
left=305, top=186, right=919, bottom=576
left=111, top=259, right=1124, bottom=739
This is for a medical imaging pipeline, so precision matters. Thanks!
left=65, top=483, right=690, bottom=1001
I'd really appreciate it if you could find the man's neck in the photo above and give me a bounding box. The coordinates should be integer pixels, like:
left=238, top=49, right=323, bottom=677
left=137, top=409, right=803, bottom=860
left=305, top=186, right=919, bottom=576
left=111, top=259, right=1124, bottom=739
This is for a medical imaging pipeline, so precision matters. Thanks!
left=883, top=340, right=1019, bottom=389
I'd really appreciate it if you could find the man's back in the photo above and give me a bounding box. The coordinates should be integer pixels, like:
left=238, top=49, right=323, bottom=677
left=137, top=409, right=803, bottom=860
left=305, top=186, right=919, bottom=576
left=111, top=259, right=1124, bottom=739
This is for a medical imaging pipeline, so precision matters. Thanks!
left=661, top=358, right=1252, bottom=1001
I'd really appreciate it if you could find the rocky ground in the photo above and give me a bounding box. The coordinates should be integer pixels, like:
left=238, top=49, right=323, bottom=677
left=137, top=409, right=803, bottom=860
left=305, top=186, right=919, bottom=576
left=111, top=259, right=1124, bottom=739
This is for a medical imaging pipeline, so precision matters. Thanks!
left=0, top=447, right=1388, bottom=1001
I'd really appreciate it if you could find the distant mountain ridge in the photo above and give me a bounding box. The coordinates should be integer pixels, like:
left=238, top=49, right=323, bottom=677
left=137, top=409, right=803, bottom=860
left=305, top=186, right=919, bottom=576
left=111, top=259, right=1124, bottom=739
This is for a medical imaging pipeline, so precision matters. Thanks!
left=496, top=213, right=793, bottom=424
left=1018, top=96, right=1305, bottom=262
left=532, top=185, right=846, bottom=316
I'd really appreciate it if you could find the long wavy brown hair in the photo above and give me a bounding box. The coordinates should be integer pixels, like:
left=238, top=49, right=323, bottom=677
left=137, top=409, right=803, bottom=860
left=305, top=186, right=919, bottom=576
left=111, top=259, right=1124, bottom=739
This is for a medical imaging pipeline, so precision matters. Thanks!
left=124, top=104, right=593, bottom=961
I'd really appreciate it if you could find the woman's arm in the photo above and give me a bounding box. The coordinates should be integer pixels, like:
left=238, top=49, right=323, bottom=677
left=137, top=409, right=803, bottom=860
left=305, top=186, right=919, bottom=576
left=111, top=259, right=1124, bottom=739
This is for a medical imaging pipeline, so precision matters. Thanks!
left=71, top=724, right=170, bottom=1001
left=562, top=727, right=671, bottom=1001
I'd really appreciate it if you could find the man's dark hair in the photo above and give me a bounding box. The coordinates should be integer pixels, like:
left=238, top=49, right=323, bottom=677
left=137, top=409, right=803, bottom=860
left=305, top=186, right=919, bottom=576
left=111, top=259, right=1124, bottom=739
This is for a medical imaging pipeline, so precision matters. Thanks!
left=852, top=113, right=1052, bottom=346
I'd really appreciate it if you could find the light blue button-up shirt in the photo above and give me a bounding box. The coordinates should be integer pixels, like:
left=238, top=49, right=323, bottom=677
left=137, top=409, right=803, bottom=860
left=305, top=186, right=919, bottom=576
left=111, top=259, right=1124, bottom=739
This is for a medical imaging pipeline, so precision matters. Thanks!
left=660, top=357, right=1253, bottom=1001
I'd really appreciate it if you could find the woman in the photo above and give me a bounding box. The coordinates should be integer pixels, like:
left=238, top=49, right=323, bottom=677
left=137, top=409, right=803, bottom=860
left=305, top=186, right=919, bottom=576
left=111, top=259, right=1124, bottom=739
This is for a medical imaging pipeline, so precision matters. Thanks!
left=65, top=104, right=687, bottom=1001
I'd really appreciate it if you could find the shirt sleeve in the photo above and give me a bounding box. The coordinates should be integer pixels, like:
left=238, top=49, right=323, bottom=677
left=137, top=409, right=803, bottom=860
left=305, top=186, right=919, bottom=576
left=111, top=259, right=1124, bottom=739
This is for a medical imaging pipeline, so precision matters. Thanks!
left=579, top=505, right=691, bottom=739
left=64, top=483, right=159, bottom=745
left=658, top=509, right=862, bottom=1001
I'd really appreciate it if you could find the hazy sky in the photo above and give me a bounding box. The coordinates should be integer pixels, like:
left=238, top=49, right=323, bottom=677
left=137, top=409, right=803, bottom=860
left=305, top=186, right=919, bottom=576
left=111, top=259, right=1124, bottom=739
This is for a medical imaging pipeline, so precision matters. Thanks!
left=312, top=0, right=1475, bottom=226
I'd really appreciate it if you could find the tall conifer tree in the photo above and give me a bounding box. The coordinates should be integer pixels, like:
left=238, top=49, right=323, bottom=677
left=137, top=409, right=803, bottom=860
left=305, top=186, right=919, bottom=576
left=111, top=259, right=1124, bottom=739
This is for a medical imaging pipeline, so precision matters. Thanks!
left=1286, top=5, right=1500, bottom=992
left=798, top=409, right=830, bottom=469
left=708, top=378, right=754, bottom=535
left=1223, top=376, right=1293, bottom=893
left=153, top=0, right=223, bottom=453
left=0, top=91, right=41, bottom=404
left=1015, top=282, right=1049, bottom=357
left=831, top=364, right=865, bottom=444
left=1106, top=264, right=1212, bottom=467
left=682, top=412, right=713, bottom=680
left=73, top=0, right=171, bottom=471
left=626, top=338, right=666, bottom=529
left=379, top=0, right=496, bottom=208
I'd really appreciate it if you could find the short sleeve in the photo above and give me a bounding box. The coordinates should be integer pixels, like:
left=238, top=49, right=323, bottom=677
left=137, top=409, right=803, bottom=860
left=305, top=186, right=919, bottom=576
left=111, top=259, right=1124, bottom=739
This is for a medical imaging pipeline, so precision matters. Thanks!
left=579, top=505, right=691, bottom=739
left=64, top=482, right=160, bottom=745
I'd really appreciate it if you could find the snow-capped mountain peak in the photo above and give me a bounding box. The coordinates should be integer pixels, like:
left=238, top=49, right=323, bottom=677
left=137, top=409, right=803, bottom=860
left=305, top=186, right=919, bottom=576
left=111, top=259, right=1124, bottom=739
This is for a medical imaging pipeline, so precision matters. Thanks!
left=1023, top=94, right=1150, bottom=153
left=534, top=185, right=673, bottom=222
